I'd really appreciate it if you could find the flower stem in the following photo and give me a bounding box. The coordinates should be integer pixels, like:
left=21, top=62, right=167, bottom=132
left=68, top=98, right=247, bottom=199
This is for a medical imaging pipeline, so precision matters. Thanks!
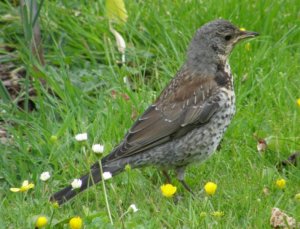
left=98, top=160, right=113, bottom=225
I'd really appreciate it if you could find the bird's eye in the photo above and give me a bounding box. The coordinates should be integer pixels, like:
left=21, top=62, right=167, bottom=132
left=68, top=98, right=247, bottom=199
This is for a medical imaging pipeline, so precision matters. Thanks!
left=224, top=35, right=232, bottom=41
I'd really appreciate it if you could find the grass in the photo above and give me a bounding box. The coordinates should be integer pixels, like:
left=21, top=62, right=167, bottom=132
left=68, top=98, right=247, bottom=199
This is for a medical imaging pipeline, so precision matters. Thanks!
left=1, top=0, right=300, bottom=228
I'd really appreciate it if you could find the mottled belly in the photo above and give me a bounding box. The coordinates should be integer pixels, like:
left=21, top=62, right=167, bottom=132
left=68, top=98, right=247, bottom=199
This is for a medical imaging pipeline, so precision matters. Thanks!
left=168, top=99, right=236, bottom=166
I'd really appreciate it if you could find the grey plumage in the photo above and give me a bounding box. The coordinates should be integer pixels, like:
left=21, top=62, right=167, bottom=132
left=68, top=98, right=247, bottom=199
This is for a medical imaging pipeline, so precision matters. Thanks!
left=51, top=19, right=258, bottom=205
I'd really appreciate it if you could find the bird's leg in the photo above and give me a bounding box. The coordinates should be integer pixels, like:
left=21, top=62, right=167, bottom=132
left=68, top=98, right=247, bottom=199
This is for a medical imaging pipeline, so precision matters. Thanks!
left=176, top=167, right=194, bottom=195
left=180, top=180, right=194, bottom=194
left=162, top=170, right=172, bottom=183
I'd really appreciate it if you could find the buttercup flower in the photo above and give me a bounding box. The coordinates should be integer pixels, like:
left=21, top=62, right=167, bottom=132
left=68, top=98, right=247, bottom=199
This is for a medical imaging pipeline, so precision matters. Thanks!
left=71, top=179, right=82, bottom=190
left=92, top=144, right=104, bottom=153
left=69, top=216, right=83, bottom=229
left=40, top=172, right=51, bottom=181
left=275, top=178, right=286, bottom=189
left=160, top=184, right=177, bottom=197
left=211, top=211, right=224, bottom=217
left=129, top=204, right=138, bottom=213
left=75, top=133, right=88, bottom=142
left=204, top=182, right=217, bottom=195
left=35, top=216, right=48, bottom=228
left=102, top=172, right=112, bottom=180
left=10, top=180, right=34, bottom=192
left=297, top=98, right=300, bottom=107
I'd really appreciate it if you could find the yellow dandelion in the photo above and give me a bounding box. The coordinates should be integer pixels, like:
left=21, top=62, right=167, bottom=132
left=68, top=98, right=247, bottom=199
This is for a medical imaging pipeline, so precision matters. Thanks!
left=294, top=193, right=300, bottom=201
left=275, top=178, right=286, bottom=189
left=35, top=216, right=48, bottom=228
left=160, top=184, right=177, bottom=197
left=204, top=182, right=217, bottom=196
left=297, top=98, right=300, bottom=107
left=211, top=211, right=224, bottom=217
left=69, top=216, right=83, bottom=229
left=240, top=27, right=246, bottom=31
left=10, top=180, right=34, bottom=192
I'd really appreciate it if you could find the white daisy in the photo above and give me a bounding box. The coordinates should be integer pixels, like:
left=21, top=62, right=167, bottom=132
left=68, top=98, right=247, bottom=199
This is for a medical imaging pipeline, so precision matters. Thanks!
left=92, top=144, right=104, bottom=153
left=75, top=133, right=88, bottom=141
left=71, top=179, right=82, bottom=189
left=40, top=171, right=51, bottom=181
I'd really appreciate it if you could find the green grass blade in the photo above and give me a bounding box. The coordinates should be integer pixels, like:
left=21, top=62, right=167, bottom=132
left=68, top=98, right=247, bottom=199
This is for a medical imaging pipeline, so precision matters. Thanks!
left=0, top=80, right=11, bottom=103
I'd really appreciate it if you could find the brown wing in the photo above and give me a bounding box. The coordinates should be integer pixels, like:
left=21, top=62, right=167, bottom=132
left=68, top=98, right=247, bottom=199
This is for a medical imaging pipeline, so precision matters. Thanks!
left=103, top=68, right=220, bottom=162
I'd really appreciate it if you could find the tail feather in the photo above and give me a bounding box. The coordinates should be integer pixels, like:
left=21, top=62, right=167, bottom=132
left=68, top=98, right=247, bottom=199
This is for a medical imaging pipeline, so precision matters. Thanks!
left=50, top=162, right=122, bottom=205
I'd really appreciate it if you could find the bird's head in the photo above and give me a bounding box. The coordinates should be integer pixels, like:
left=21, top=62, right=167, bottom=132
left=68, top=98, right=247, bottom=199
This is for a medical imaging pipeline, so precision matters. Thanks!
left=189, top=19, right=259, bottom=63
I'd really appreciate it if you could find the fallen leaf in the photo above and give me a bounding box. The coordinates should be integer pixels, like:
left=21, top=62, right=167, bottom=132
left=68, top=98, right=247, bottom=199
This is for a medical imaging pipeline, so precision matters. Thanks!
left=270, top=208, right=298, bottom=228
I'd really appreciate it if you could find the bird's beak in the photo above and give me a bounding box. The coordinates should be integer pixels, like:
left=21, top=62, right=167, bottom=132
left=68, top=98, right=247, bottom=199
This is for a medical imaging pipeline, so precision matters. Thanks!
left=238, top=30, right=259, bottom=40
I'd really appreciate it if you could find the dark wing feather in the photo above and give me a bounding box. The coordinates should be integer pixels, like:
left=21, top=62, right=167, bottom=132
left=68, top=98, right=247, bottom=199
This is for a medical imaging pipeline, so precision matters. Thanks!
left=103, top=69, right=220, bottom=162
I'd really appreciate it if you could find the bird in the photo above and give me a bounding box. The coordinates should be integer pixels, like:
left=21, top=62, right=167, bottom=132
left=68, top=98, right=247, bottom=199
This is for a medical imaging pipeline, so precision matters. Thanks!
left=51, top=19, right=259, bottom=205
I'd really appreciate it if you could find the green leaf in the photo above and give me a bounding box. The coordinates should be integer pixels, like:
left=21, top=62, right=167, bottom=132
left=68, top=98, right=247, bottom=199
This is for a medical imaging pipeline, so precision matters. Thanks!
left=106, top=0, right=128, bottom=24
left=0, top=80, right=11, bottom=104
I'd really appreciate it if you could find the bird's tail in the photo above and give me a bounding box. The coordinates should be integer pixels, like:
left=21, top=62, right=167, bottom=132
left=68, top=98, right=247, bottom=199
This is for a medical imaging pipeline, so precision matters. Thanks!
left=50, top=162, right=122, bottom=205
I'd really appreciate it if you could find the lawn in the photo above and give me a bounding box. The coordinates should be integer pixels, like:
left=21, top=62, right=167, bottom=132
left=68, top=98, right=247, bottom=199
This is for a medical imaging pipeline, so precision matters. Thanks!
left=0, top=0, right=299, bottom=228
